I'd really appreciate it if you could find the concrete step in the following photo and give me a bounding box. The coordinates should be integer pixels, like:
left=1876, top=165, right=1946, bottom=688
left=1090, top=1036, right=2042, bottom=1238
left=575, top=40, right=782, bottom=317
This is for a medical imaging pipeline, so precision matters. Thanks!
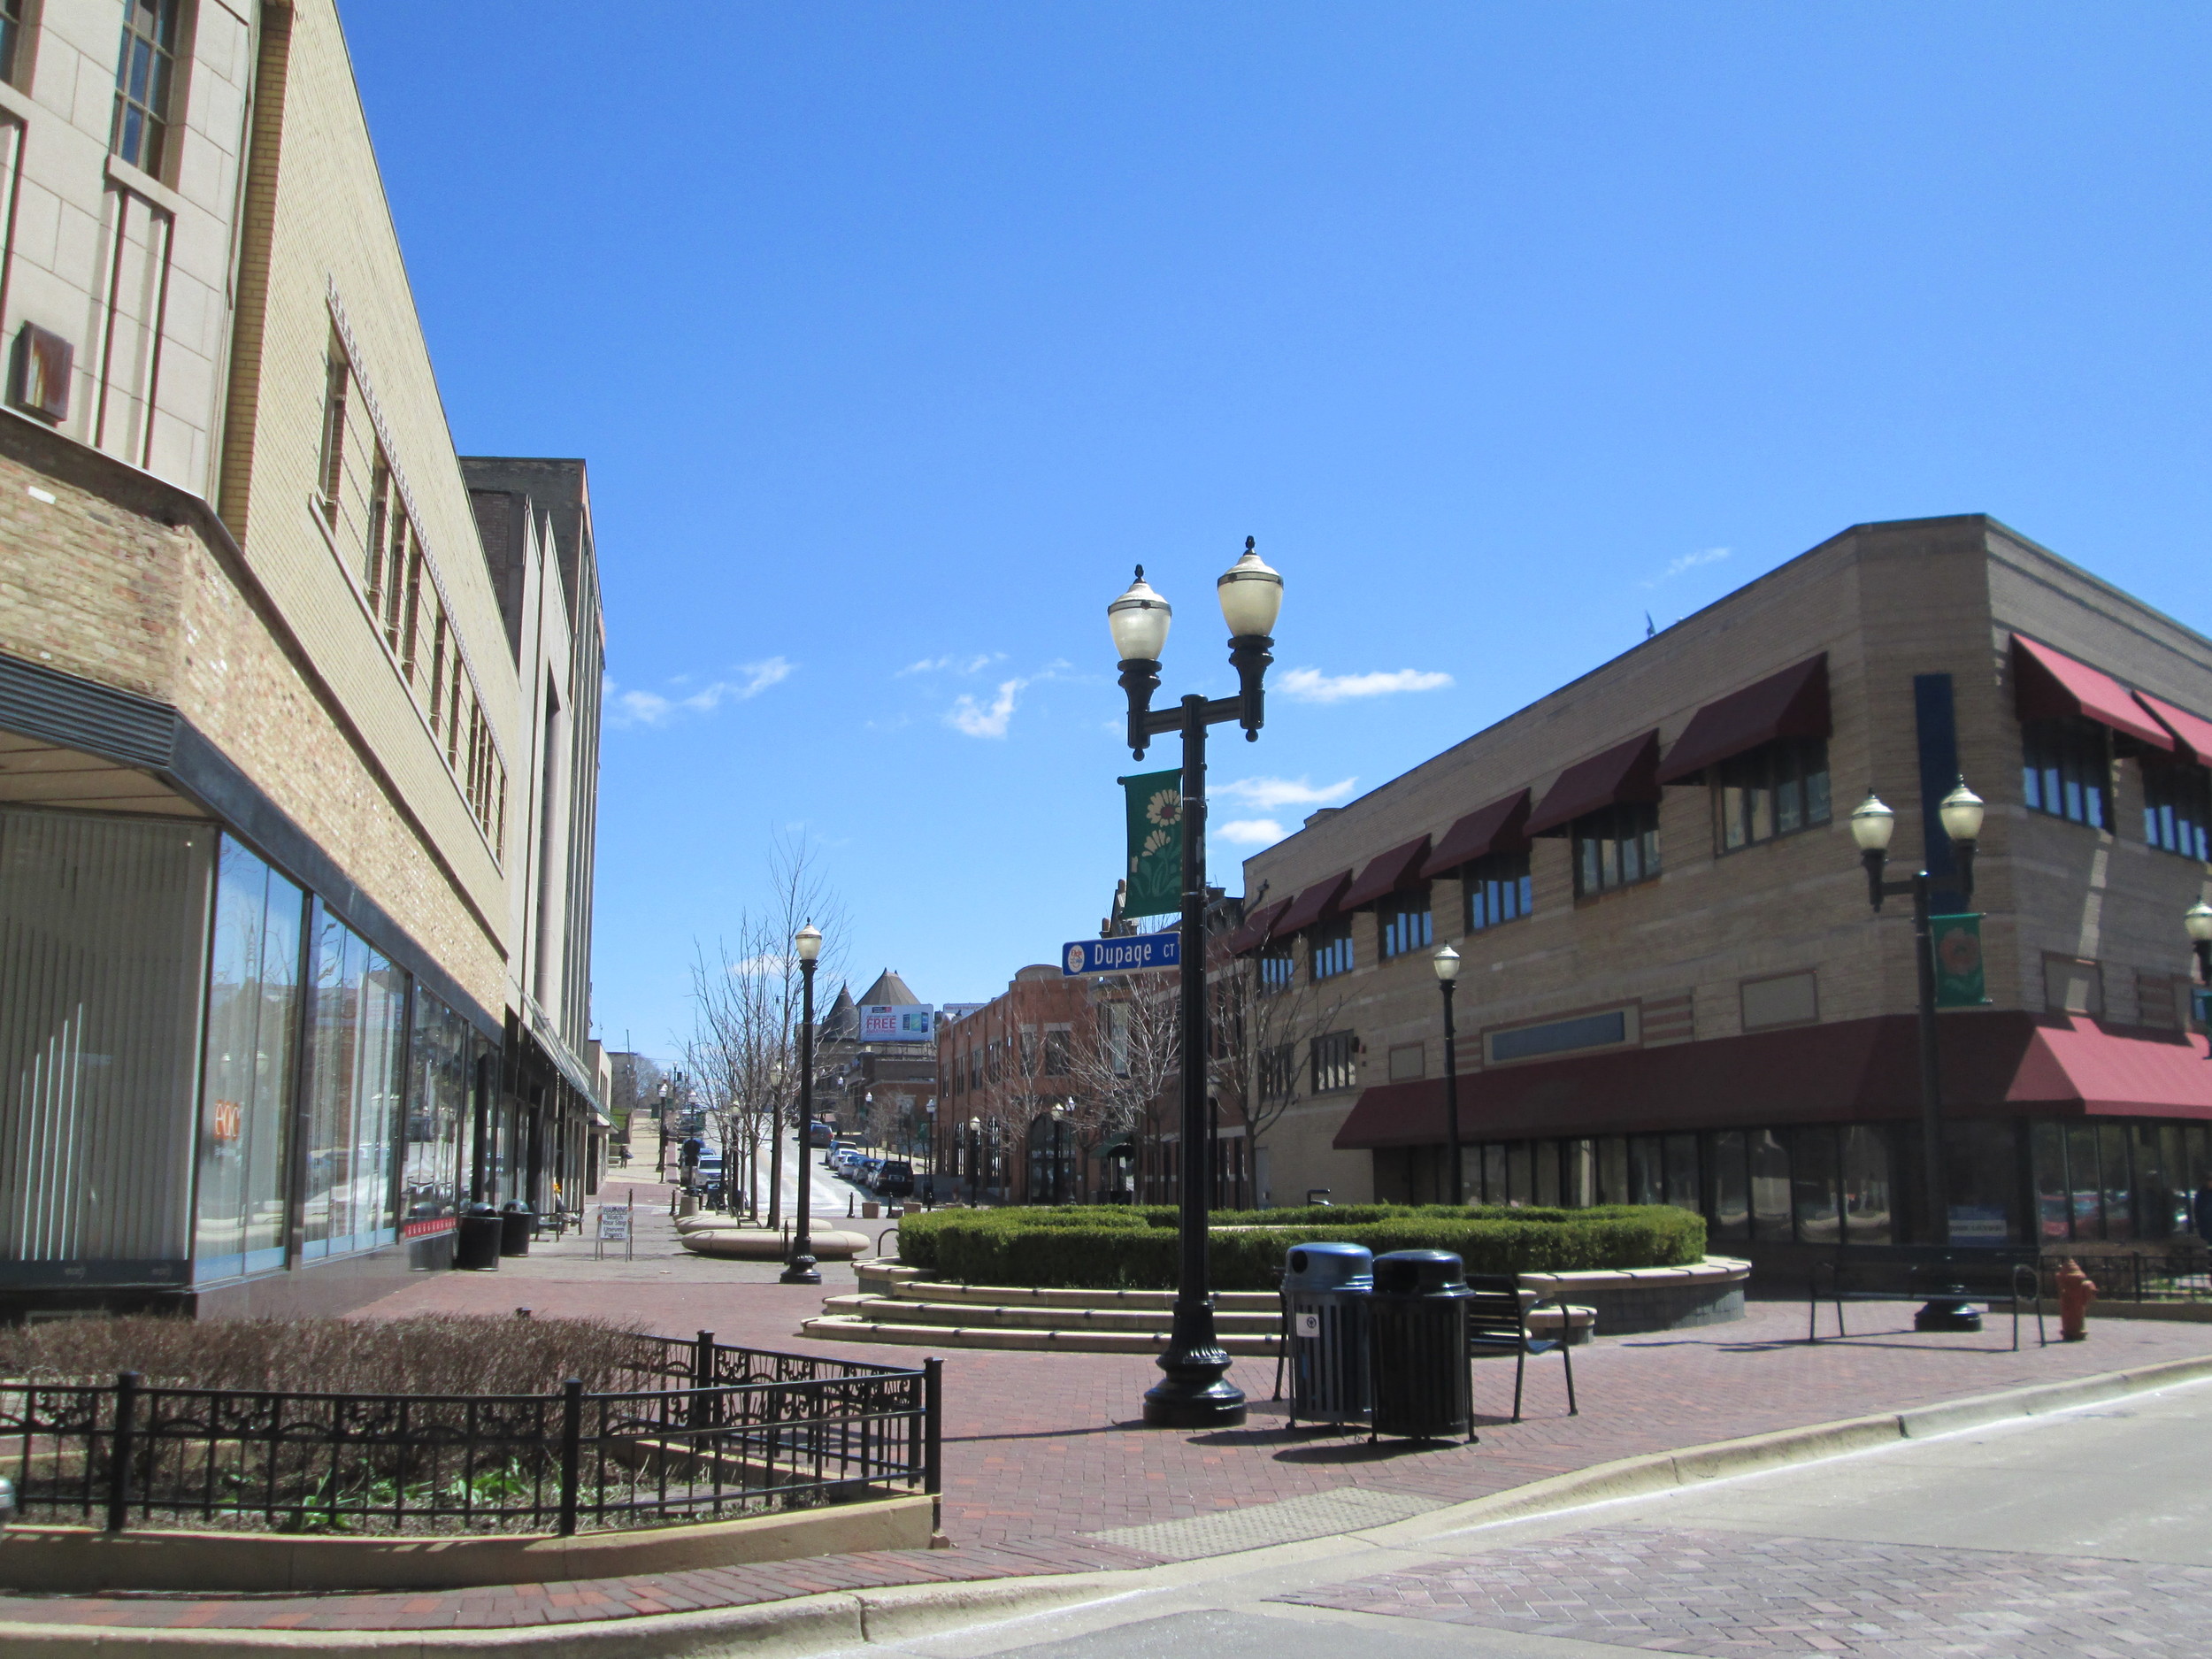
left=866, top=1276, right=1279, bottom=1313
left=802, top=1314, right=1282, bottom=1356
left=819, top=1294, right=1281, bottom=1335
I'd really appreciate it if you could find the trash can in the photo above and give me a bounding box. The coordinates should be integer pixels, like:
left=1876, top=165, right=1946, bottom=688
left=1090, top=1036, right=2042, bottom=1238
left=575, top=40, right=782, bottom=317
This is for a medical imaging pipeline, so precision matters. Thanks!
left=456, top=1202, right=503, bottom=1271
left=1283, top=1243, right=1372, bottom=1428
left=1367, top=1249, right=1475, bottom=1442
left=498, top=1200, right=534, bottom=1257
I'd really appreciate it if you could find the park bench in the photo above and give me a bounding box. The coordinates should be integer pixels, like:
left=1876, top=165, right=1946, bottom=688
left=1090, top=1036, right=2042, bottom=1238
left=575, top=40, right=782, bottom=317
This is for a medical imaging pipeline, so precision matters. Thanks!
left=1808, top=1246, right=2045, bottom=1349
left=1466, top=1273, right=1579, bottom=1422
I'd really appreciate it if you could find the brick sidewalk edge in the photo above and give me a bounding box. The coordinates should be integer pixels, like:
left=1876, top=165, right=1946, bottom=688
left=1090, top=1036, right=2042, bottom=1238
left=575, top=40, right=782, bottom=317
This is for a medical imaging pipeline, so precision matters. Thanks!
left=5, top=1349, right=2208, bottom=1657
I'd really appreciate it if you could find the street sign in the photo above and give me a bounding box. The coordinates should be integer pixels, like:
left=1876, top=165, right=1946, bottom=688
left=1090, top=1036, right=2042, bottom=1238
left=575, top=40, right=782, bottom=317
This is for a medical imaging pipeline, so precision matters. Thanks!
left=1063, top=933, right=1180, bottom=976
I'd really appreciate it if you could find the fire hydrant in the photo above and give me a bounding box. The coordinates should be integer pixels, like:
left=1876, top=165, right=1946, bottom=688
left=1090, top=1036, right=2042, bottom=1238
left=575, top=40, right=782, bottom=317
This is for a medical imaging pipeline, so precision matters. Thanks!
left=2057, top=1257, right=2097, bottom=1341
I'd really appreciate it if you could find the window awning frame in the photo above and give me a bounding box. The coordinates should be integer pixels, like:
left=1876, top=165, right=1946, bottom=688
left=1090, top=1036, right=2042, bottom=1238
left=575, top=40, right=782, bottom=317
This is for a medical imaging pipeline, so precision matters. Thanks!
left=1655, top=654, right=1831, bottom=785
left=1525, top=731, right=1663, bottom=837
left=2012, top=634, right=2172, bottom=750
left=1338, top=835, right=1433, bottom=910
left=1270, top=870, right=1353, bottom=936
left=1420, top=790, right=1532, bottom=878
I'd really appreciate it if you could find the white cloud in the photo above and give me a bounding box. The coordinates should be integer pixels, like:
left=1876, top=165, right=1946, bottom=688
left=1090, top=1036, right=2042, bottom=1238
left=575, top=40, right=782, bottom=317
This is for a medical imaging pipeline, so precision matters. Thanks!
left=946, top=678, right=1026, bottom=738
left=900, top=652, right=1003, bottom=676
left=1641, top=546, right=1731, bottom=589
left=728, top=953, right=793, bottom=978
left=1214, top=775, right=1357, bottom=810
left=607, top=658, right=794, bottom=727
left=1277, top=667, right=1453, bottom=703
left=1217, top=818, right=1286, bottom=846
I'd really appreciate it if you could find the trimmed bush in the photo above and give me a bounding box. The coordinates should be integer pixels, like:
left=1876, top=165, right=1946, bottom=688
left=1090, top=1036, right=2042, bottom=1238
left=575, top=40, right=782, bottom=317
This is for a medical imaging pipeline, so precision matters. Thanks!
left=898, top=1203, right=1705, bottom=1290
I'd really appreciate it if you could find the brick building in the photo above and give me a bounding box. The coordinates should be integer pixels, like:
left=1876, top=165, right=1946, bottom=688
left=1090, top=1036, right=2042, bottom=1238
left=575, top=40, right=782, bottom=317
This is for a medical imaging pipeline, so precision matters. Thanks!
left=0, top=1, right=603, bottom=1316
left=1230, top=516, right=2212, bottom=1264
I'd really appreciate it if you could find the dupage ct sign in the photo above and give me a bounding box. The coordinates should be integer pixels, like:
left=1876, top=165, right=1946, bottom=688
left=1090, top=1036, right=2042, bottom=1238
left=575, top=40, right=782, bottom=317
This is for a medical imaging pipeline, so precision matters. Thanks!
left=1063, top=933, right=1180, bottom=976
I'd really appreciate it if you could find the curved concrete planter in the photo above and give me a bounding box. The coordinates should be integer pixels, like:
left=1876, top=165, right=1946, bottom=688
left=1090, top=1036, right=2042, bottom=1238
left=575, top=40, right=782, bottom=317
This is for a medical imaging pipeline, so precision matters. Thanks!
left=678, top=1227, right=870, bottom=1260
left=0, top=1494, right=933, bottom=1594
left=1520, top=1257, right=1749, bottom=1334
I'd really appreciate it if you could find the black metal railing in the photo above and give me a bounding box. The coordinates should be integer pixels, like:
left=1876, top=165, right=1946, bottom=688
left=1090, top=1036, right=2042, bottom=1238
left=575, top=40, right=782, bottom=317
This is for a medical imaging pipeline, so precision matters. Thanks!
left=0, top=1333, right=941, bottom=1537
left=2036, top=1247, right=2212, bottom=1304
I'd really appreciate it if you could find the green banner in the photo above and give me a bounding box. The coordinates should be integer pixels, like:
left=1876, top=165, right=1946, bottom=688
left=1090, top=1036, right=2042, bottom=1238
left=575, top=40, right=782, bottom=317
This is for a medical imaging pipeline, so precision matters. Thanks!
left=1120, top=769, right=1183, bottom=919
left=1932, top=913, right=1986, bottom=1008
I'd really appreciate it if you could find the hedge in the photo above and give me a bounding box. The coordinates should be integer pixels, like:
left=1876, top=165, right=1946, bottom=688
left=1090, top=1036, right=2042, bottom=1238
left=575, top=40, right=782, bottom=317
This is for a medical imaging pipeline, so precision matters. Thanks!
left=895, top=1203, right=1704, bottom=1291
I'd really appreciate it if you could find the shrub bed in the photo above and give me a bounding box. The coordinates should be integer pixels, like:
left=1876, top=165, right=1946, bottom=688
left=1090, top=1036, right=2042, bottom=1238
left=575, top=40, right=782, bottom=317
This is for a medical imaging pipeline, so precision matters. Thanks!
left=897, top=1204, right=1704, bottom=1291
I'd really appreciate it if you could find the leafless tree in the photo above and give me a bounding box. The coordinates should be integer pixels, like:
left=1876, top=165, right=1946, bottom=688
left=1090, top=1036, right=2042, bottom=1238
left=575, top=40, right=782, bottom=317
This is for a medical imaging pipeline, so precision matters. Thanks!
left=1209, top=921, right=1349, bottom=1207
left=1066, top=972, right=1181, bottom=1196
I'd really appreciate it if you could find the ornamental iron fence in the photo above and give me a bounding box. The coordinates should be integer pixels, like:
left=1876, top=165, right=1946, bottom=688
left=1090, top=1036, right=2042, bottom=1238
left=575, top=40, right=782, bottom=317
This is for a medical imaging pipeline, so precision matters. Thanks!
left=0, top=1332, right=941, bottom=1537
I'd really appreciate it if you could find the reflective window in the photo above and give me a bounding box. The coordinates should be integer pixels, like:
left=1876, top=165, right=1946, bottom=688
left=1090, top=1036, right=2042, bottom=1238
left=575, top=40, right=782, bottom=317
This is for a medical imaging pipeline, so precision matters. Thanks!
left=1310, top=917, right=1354, bottom=980
left=301, top=906, right=408, bottom=1258
left=196, top=838, right=304, bottom=1282
left=2144, top=759, right=2211, bottom=861
left=0, top=0, right=27, bottom=87
left=1308, top=1030, right=1357, bottom=1094
left=1716, top=737, right=1831, bottom=852
left=111, top=0, right=181, bottom=175
left=2022, top=716, right=2108, bottom=828
left=1841, top=1124, right=1893, bottom=1244
left=403, top=991, right=471, bottom=1230
left=1258, top=942, right=1294, bottom=995
left=1573, top=802, right=1660, bottom=896
left=1462, top=849, right=1532, bottom=931
left=1378, top=889, right=1432, bottom=959
left=1707, top=1130, right=1749, bottom=1240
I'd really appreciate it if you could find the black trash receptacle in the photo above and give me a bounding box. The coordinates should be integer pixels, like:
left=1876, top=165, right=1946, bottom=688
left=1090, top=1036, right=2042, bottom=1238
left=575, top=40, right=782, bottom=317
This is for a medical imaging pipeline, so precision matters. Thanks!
left=1282, top=1243, right=1372, bottom=1428
left=1368, top=1249, right=1475, bottom=1443
left=498, top=1200, right=534, bottom=1257
left=456, top=1203, right=502, bottom=1271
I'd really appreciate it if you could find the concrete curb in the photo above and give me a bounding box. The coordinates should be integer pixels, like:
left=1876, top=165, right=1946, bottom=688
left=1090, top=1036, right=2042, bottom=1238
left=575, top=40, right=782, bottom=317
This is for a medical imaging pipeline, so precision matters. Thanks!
left=5, top=1349, right=2209, bottom=1655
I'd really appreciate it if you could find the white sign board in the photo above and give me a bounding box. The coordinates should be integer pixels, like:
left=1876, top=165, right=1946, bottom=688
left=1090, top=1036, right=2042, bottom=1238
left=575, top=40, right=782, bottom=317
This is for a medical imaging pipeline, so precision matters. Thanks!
left=858, top=1005, right=935, bottom=1042
left=597, top=1205, right=631, bottom=1240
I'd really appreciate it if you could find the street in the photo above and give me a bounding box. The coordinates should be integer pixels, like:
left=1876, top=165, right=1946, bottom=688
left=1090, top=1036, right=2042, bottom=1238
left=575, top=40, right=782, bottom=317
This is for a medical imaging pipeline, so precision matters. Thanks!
left=849, top=1375, right=2212, bottom=1659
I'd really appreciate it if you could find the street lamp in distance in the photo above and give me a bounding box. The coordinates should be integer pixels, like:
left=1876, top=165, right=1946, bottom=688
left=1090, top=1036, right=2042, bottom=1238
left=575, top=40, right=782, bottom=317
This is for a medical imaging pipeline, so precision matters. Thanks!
left=780, top=922, right=825, bottom=1286
left=967, top=1116, right=983, bottom=1207
left=1108, top=536, right=1284, bottom=1431
left=1432, top=943, right=1463, bottom=1205
left=1849, top=776, right=1984, bottom=1330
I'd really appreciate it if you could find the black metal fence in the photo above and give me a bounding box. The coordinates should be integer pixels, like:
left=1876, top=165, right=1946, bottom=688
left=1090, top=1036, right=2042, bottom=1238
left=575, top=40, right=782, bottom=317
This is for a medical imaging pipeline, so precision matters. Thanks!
left=2039, top=1248, right=2212, bottom=1304
left=0, top=1332, right=941, bottom=1537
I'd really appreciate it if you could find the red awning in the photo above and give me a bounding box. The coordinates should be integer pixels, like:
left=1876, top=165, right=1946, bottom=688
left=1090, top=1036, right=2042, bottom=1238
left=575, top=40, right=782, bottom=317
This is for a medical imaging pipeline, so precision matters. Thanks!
left=1332, top=1012, right=2212, bottom=1148
left=2012, top=635, right=2172, bottom=749
left=2135, top=691, right=2212, bottom=766
left=1271, top=870, right=1352, bottom=935
left=1225, top=897, right=1291, bottom=956
left=1655, top=655, right=1831, bottom=785
left=1525, top=731, right=1662, bottom=836
left=1421, top=790, right=1532, bottom=877
left=1339, top=835, right=1433, bottom=910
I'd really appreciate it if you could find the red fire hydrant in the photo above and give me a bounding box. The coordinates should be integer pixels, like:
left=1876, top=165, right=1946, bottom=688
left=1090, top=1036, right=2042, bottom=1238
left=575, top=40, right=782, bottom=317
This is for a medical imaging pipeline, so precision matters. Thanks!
left=2057, top=1257, right=2097, bottom=1341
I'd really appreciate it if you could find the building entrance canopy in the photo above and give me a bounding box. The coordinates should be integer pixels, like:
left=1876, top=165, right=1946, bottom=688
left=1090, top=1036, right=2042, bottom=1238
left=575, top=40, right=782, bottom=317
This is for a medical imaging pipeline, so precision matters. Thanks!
left=1333, top=1013, right=2212, bottom=1148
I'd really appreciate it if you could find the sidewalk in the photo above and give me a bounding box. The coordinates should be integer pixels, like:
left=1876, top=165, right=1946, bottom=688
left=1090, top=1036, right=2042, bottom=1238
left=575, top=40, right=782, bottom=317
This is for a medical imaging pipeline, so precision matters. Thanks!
left=6, top=1194, right=2209, bottom=1640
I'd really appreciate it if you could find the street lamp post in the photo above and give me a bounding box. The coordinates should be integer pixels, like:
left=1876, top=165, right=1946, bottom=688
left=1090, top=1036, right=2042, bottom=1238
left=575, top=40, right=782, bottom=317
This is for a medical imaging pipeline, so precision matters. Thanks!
left=967, top=1117, right=982, bottom=1205
left=780, top=923, right=825, bottom=1286
left=1109, top=537, right=1284, bottom=1430
left=1849, top=777, right=1985, bottom=1331
left=1432, top=944, right=1463, bottom=1204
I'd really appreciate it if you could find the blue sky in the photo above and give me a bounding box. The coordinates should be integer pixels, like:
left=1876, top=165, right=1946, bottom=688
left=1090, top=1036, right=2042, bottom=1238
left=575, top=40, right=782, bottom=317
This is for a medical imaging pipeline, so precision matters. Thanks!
left=347, top=4, right=2212, bottom=1062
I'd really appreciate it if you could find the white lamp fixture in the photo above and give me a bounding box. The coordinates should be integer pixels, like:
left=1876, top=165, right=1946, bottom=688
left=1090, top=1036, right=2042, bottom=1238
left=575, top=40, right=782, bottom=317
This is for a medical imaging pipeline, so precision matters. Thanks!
left=1938, top=778, right=1985, bottom=844
left=1849, top=791, right=1897, bottom=854
left=1432, top=942, right=1461, bottom=983
left=2185, top=900, right=2212, bottom=945
left=794, top=921, right=823, bottom=964
left=1107, top=568, right=1172, bottom=663
left=1216, top=541, right=1284, bottom=639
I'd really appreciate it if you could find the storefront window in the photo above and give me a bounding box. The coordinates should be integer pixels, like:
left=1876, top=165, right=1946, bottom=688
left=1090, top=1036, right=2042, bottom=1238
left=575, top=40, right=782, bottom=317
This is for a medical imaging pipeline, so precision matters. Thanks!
left=1598, top=1136, right=1629, bottom=1206
left=1748, top=1130, right=1791, bottom=1240
left=195, top=838, right=303, bottom=1282
left=1507, top=1141, right=1533, bottom=1205
left=2031, top=1123, right=2070, bottom=1242
left=1706, top=1130, right=1749, bottom=1240
left=2066, top=1121, right=2102, bottom=1240
left=1533, top=1140, right=1560, bottom=1207
left=1791, top=1125, right=1840, bottom=1244
left=1840, top=1124, right=1892, bottom=1244
left=1628, top=1136, right=1663, bottom=1206
left=403, top=990, right=471, bottom=1229
left=2099, top=1122, right=2133, bottom=1243
left=1663, top=1133, right=1699, bottom=1211
left=301, top=906, right=408, bottom=1258
left=1944, top=1120, right=2022, bottom=1246
left=2135, top=1124, right=2179, bottom=1240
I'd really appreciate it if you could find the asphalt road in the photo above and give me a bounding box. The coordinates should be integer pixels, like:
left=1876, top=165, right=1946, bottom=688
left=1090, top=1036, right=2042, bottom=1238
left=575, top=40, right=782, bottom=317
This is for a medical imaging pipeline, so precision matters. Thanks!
left=835, top=1373, right=2212, bottom=1659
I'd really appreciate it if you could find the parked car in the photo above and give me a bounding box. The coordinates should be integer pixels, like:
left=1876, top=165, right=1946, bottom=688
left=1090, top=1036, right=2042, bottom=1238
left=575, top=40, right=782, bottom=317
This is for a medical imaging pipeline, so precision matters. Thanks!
left=872, top=1160, right=914, bottom=1198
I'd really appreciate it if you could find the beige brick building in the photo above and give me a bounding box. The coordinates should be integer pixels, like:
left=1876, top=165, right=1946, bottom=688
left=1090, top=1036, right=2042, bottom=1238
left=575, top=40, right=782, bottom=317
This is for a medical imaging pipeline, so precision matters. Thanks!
left=1230, top=516, right=2212, bottom=1266
left=0, top=1, right=604, bottom=1315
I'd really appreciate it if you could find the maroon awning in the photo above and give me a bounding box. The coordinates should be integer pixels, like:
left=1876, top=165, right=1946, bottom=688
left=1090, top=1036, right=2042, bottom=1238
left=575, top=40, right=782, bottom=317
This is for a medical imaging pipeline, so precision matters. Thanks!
left=1655, top=655, right=1831, bottom=785
left=1332, top=1012, right=2212, bottom=1148
left=2135, top=691, right=2212, bottom=767
left=1271, top=870, right=1352, bottom=935
left=1339, top=835, right=1432, bottom=910
left=1525, top=731, right=1662, bottom=836
left=2013, top=635, right=2171, bottom=749
left=1225, top=897, right=1291, bottom=956
left=1421, top=790, right=1532, bottom=878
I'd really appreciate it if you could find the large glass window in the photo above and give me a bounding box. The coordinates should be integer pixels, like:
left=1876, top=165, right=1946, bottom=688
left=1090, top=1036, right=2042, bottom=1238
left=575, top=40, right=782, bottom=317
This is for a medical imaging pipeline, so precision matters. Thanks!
left=1310, top=917, right=1354, bottom=980
left=1572, top=802, right=1660, bottom=896
left=1840, top=1124, right=1893, bottom=1244
left=1748, top=1129, right=1792, bottom=1240
left=0, top=0, right=27, bottom=87
left=111, top=0, right=181, bottom=176
left=2099, top=1121, right=2133, bottom=1243
left=2066, top=1120, right=2103, bottom=1239
left=1707, top=1130, right=1749, bottom=1240
left=2144, top=760, right=2212, bottom=861
left=301, top=907, right=408, bottom=1259
left=2022, top=717, right=2109, bottom=828
left=1308, top=1030, right=1356, bottom=1094
left=1715, top=737, right=1832, bottom=852
left=1791, top=1125, right=1840, bottom=1243
left=1257, top=941, right=1294, bottom=995
left=0, top=810, right=211, bottom=1280
left=1378, top=889, right=1432, bottom=959
left=1463, top=849, right=1532, bottom=932
left=195, top=839, right=304, bottom=1283
left=403, top=991, right=471, bottom=1232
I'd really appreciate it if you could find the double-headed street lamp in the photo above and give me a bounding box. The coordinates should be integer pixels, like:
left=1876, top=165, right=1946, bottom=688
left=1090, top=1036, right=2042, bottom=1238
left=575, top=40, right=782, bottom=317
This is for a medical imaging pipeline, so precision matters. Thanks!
left=1432, top=944, right=1464, bottom=1205
left=1107, top=536, right=1285, bottom=1430
left=780, top=922, right=826, bottom=1286
left=1848, top=777, right=1985, bottom=1330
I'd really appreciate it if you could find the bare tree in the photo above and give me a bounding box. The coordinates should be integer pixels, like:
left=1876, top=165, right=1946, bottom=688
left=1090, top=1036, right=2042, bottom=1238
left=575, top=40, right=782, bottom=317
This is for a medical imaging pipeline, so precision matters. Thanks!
left=1208, top=919, right=1349, bottom=1208
left=1066, top=972, right=1181, bottom=1198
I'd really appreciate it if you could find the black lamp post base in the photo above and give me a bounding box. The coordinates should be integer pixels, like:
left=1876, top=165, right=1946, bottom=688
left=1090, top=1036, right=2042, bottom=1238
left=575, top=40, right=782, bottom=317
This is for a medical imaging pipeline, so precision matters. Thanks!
left=780, top=1255, right=821, bottom=1286
left=1914, top=1294, right=1983, bottom=1333
left=1143, top=1346, right=1247, bottom=1429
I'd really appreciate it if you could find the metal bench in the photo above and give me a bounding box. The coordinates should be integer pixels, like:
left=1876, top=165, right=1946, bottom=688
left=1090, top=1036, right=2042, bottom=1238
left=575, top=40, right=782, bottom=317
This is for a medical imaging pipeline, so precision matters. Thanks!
left=1809, top=1247, right=2046, bottom=1349
left=1465, top=1273, right=1578, bottom=1422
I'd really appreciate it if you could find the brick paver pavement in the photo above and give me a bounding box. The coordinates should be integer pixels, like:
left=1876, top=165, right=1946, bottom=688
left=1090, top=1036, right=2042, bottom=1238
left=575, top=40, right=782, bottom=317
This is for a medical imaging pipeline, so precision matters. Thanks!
left=1279, top=1524, right=2212, bottom=1656
left=4, top=1182, right=2207, bottom=1638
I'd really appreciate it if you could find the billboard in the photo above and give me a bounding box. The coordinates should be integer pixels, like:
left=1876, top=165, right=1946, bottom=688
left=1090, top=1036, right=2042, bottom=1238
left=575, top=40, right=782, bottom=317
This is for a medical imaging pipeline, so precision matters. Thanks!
left=858, top=1004, right=935, bottom=1042
left=938, top=1003, right=987, bottom=1026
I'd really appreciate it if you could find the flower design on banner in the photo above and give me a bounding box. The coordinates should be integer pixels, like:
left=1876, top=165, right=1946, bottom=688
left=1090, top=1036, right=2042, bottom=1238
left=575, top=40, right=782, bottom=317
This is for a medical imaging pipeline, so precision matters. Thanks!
left=1146, top=789, right=1181, bottom=829
left=1141, top=826, right=1175, bottom=860
left=1938, top=929, right=1982, bottom=978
